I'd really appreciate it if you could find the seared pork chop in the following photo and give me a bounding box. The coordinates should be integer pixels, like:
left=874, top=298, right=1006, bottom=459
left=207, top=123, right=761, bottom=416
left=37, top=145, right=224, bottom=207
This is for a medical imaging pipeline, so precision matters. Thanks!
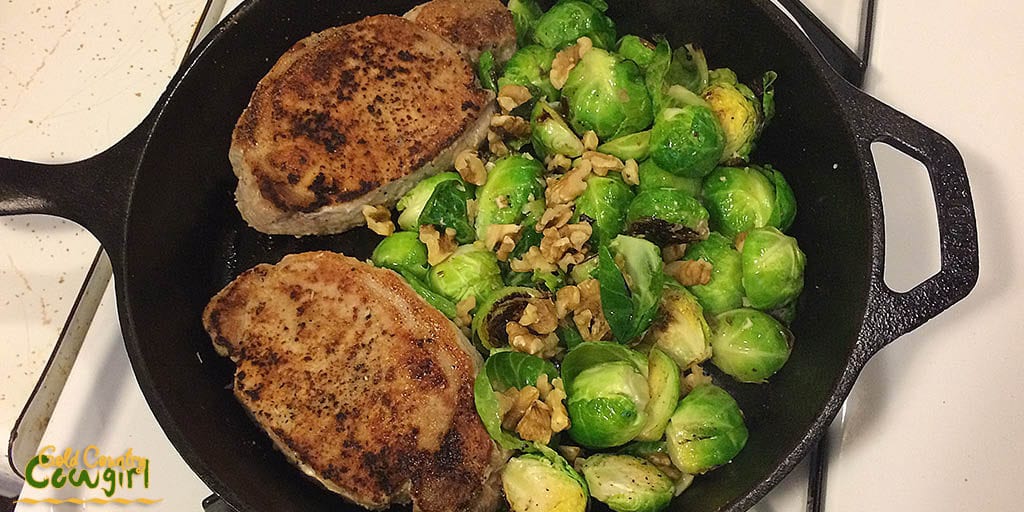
left=203, top=252, right=503, bottom=512
left=405, top=0, right=517, bottom=64
left=230, top=15, right=494, bottom=235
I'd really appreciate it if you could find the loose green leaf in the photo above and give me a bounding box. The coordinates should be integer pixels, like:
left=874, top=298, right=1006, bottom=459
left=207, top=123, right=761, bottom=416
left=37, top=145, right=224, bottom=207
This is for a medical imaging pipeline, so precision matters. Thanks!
left=399, top=270, right=457, bottom=319
left=477, top=50, right=497, bottom=91
left=597, top=244, right=635, bottom=343
left=419, top=179, right=475, bottom=244
left=474, top=372, right=529, bottom=451
left=485, top=350, right=559, bottom=391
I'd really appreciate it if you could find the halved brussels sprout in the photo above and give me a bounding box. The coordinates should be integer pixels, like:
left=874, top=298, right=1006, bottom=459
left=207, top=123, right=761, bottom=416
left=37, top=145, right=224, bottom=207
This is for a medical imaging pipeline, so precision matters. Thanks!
left=579, top=454, right=674, bottom=512
left=709, top=308, right=793, bottom=383
left=396, top=172, right=461, bottom=231
left=562, top=342, right=650, bottom=448
left=427, top=245, right=503, bottom=305
left=649, top=105, right=725, bottom=179
left=617, top=35, right=656, bottom=69
left=636, top=159, right=702, bottom=196
left=499, top=45, right=559, bottom=101
left=508, top=0, right=544, bottom=47
left=638, top=283, right=711, bottom=370
left=740, top=226, right=805, bottom=310
left=472, top=286, right=547, bottom=351
left=531, top=100, right=585, bottom=159
left=474, top=155, right=546, bottom=240
left=371, top=231, right=429, bottom=279
left=474, top=351, right=559, bottom=449
left=702, top=164, right=795, bottom=237
left=503, top=453, right=589, bottom=512
left=597, top=130, right=650, bottom=161
left=532, top=0, right=617, bottom=50
left=572, top=173, right=634, bottom=246
left=665, top=384, right=748, bottom=474
left=562, top=48, right=654, bottom=141
left=702, top=68, right=767, bottom=163
left=625, top=187, right=709, bottom=246
left=634, top=348, right=682, bottom=442
left=682, top=233, right=744, bottom=315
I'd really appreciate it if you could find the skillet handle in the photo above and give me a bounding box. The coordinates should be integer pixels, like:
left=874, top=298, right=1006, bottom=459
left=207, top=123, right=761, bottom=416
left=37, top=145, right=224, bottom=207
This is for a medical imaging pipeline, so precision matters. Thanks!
left=838, top=82, right=979, bottom=356
left=0, top=117, right=152, bottom=265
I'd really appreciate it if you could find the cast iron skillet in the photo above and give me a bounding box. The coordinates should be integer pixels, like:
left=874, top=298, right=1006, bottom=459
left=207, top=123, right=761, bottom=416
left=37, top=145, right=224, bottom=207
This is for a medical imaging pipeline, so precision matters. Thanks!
left=0, top=0, right=979, bottom=510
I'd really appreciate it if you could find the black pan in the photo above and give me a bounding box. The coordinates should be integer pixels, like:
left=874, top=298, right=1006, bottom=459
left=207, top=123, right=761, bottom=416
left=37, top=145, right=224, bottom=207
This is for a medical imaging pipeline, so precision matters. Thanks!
left=0, top=0, right=978, bottom=510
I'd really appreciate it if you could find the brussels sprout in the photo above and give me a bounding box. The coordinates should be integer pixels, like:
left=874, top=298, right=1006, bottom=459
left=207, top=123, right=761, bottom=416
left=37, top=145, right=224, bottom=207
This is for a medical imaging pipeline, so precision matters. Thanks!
left=562, top=48, right=654, bottom=140
left=499, top=45, right=560, bottom=101
left=371, top=231, right=429, bottom=279
left=474, top=350, right=560, bottom=449
left=617, top=35, right=656, bottom=69
left=665, top=384, right=748, bottom=474
left=703, top=68, right=764, bottom=163
left=638, top=283, right=711, bottom=370
left=533, top=0, right=617, bottom=50
left=645, top=39, right=709, bottom=111
left=665, top=44, right=709, bottom=95
left=625, top=187, right=710, bottom=246
left=562, top=342, right=651, bottom=448
left=503, top=453, right=589, bottom=512
left=531, top=100, right=585, bottom=159
left=617, top=441, right=695, bottom=496
left=396, top=172, right=462, bottom=231
left=427, top=245, right=503, bottom=305
left=740, top=227, right=805, bottom=310
left=419, top=178, right=476, bottom=243
left=597, top=130, right=650, bottom=161
left=572, top=174, right=634, bottom=245
left=702, top=164, right=796, bottom=237
left=398, top=270, right=459, bottom=319
left=472, top=287, right=547, bottom=351
left=649, top=105, right=725, bottom=179
left=634, top=348, right=682, bottom=442
left=579, top=454, right=675, bottom=512
left=474, top=155, right=546, bottom=240
left=596, top=237, right=665, bottom=343
left=508, top=0, right=544, bottom=47
left=682, top=233, right=744, bottom=314
left=636, top=159, right=702, bottom=196
left=709, top=308, right=793, bottom=383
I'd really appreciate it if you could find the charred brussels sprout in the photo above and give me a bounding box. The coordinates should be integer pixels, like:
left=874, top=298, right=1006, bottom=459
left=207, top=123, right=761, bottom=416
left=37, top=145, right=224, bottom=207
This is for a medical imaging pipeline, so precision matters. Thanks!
left=503, top=453, right=589, bottom=512
left=572, top=174, right=634, bottom=245
left=703, top=68, right=766, bottom=163
left=472, top=287, right=547, bottom=351
left=474, top=155, right=546, bottom=240
left=702, top=164, right=796, bottom=237
left=533, top=0, right=617, bottom=50
left=638, top=283, right=711, bottom=370
left=709, top=308, right=793, bottom=383
left=562, top=342, right=651, bottom=448
left=617, top=35, right=656, bottom=69
left=625, top=187, right=710, bottom=246
left=562, top=48, right=654, bottom=140
left=740, top=226, right=805, bottom=310
left=636, top=159, right=702, bottom=196
left=531, top=100, right=585, bottom=159
left=598, top=130, right=651, bottom=161
left=665, top=384, right=748, bottom=474
left=682, top=233, right=744, bottom=314
left=580, top=454, right=675, bottom=512
left=649, top=105, right=725, bottom=179
left=370, top=231, right=429, bottom=279
left=427, top=245, right=503, bottom=305
left=395, top=172, right=461, bottom=231
left=508, top=0, right=545, bottom=47
left=499, top=45, right=560, bottom=101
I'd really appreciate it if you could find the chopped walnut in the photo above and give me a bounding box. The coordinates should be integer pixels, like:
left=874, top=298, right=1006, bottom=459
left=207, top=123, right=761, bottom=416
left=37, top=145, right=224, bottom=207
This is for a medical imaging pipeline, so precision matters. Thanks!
left=519, top=298, right=559, bottom=334
left=419, top=225, right=458, bottom=265
left=361, top=205, right=394, bottom=236
left=455, top=150, right=487, bottom=186
left=545, top=159, right=591, bottom=206
left=497, top=84, right=532, bottom=113
left=550, top=36, right=593, bottom=90
left=538, top=223, right=592, bottom=272
left=509, top=246, right=557, bottom=273
left=487, top=130, right=509, bottom=156
left=506, top=322, right=560, bottom=359
left=500, top=376, right=570, bottom=444
left=536, top=203, right=574, bottom=231
left=501, top=385, right=540, bottom=431
left=491, top=114, right=531, bottom=139
left=564, top=223, right=592, bottom=250
left=516, top=400, right=555, bottom=443
left=622, top=158, right=640, bottom=185
left=496, top=235, right=518, bottom=262
left=495, top=194, right=511, bottom=209
left=734, top=231, right=748, bottom=252
left=555, top=285, right=582, bottom=319
left=466, top=198, right=479, bottom=222
left=484, top=224, right=521, bottom=251
left=582, top=150, right=624, bottom=176
left=558, top=445, right=583, bottom=466
left=683, top=363, right=714, bottom=393
left=666, top=259, right=713, bottom=286
left=544, top=377, right=570, bottom=433
left=573, top=279, right=611, bottom=340
left=455, top=295, right=476, bottom=328
left=662, top=243, right=688, bottom=263
left=545, top=153, right=573, bottom=172
left=581, top=130, right=599, bottom=151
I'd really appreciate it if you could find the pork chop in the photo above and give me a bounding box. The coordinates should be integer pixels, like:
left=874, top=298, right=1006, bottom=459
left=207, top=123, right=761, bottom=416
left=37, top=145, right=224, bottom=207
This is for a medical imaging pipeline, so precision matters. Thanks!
left=202, top=252, right=504, bottom=512
left=230, top=15, right=494, bottom=235
left=404, top=0, right=518, bottom=64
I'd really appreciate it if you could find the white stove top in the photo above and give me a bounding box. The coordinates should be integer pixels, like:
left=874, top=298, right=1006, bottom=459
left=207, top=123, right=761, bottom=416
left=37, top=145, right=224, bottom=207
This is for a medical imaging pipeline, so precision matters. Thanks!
left=3, top=0, right=1022, bottom=510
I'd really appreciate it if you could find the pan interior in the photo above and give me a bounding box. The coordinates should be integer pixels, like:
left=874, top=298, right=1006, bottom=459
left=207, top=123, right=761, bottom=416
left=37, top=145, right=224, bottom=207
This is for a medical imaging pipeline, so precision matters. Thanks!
left=121, top=0, right=872, bottom=510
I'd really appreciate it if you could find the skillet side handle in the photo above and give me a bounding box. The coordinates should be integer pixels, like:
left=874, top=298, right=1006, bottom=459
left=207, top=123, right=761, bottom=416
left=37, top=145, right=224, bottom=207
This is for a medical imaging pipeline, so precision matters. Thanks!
left=0, top=119, right=151, bottom=264
left=840, top=83, right=980, bottom=356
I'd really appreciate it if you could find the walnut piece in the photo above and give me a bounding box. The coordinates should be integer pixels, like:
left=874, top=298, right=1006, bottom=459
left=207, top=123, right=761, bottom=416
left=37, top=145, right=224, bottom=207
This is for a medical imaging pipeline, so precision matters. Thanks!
left=361, top=205, right=395, bottom=236
left=536, top=203, right=574, bottom=232
left=550, top=36, right=593, bottom=89
left=455, top=295, right=476, bottom=328
left=506, top=322, right=560, bottom=359
left=455, top=149, right=488, bottom=186
left=582, top=150, right=624, bottom=176
left=510, top=246, right=557, bottom=273
left=545, top=159, right=591, bottom=206
left=662, top=243, right=688, bottom=263
left=419, top=225, right=458, bottom=265
left=519, top=298, right=559, bottom=335
left=581, top=130, right=599, bottom=151
left=491, top=114, right=531, bottom=140
left=484, top=224, right=522, bottom=251
left=499, top=376, right=571, bottom=444
left=622, top=158, right=640, bottom=186
left=545, top=153, right=573, bottom=172
left=487, top=129, right=509, bottom=157
left=666, top=259, right=713, bottom=286
left=497, top=84, right=532, bottom=113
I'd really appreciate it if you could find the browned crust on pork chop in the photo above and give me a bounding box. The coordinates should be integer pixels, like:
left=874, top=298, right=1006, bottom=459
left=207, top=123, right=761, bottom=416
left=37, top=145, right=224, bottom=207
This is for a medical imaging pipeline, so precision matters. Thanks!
left=203, top=252, right=502, bottom=512
left=230, top=15, right=493, bottom=235
left=405, top=0, right=517, bottom=63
